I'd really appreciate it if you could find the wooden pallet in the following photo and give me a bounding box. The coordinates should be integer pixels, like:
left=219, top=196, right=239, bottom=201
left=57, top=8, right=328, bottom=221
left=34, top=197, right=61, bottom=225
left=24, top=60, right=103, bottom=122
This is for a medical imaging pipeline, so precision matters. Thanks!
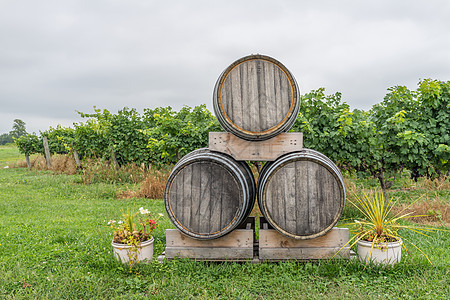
left=158, top=217, right=352, bottom=262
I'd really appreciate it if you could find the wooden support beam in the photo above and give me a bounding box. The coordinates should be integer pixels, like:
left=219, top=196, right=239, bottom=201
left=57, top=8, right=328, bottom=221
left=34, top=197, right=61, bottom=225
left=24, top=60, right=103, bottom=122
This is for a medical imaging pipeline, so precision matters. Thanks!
left=208, top=132, right=303, bottom=161
left=259, top=228, right=350, bottom=261
left=164, top=228, right=254, bottom=261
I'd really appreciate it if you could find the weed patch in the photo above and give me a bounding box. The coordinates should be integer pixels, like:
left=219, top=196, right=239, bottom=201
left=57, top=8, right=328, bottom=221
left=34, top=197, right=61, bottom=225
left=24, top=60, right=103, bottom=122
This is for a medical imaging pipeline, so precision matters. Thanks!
left=81, top=159, right=169, bottom=186
left=118, top=169, right=169, bottom=200
left=13, top=154, right=78, bottom=175
left=392, top=199, right=449, bottom=226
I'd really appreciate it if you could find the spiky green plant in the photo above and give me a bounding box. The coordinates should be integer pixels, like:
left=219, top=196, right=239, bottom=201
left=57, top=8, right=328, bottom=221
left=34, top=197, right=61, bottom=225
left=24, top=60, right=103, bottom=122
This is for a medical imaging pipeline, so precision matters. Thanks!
left=334, top=190, right=448, bottom=265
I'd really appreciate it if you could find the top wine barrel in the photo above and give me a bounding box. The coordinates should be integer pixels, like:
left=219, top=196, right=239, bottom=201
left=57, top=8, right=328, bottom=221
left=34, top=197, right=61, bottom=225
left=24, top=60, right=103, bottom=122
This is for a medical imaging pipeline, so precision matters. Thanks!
left=213, top=54, right=300, bottom=141
left=164, top=149, right=256, bottom=240
left=257, top=149, right=346, bottom=240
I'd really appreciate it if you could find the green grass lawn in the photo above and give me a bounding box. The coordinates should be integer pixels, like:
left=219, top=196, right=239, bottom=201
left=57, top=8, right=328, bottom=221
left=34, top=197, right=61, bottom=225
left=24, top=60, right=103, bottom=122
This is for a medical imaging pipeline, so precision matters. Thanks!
left=0, top=168, right=449, bottom=299
left=0, top=144, right=39, bottom=168
left=0, top=144, right=23, bottom=168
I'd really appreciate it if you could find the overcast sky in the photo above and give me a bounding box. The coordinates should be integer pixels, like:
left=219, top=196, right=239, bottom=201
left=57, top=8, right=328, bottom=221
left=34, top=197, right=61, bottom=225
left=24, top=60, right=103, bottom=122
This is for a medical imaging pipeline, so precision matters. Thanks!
left=1, top=0, right=449, bottom=134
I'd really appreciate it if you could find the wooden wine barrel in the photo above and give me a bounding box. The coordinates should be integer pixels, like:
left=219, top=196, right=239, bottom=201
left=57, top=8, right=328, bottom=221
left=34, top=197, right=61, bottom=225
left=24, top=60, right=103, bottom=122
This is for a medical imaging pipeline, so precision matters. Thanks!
left=257, top=149, right=345, bottom=240
left=213, top=54, right=300, bottom=141
left=165, top=149, right=256, bottom=240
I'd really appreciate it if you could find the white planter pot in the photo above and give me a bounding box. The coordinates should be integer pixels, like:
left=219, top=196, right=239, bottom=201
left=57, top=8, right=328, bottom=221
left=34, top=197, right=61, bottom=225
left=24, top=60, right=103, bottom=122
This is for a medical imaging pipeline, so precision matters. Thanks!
left=111, top=237, right=154, bottom=263
left=357, top=239, right=402, bottom=266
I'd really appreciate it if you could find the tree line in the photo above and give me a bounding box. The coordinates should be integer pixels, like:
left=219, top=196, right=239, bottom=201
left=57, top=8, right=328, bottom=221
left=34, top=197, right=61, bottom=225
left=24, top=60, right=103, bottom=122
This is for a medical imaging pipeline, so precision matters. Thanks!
left=14, top=79, right=449, bottom=190
left=0, top=119, right=27, bottom=145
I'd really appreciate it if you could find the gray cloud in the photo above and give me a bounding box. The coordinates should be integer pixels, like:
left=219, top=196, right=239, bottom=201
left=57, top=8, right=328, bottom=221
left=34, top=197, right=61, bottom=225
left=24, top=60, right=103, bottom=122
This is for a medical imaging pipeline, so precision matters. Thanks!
left=1, top=0, right=449, bottom=133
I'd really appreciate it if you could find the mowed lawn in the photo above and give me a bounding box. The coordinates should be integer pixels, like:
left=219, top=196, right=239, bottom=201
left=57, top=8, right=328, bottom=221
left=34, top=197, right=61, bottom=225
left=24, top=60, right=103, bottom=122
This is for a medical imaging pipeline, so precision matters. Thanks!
left=0, top=144, right=40, bottom=168
left=0, top=144, right=23, bottom=168
left=0, top=167, right=449, bottom=299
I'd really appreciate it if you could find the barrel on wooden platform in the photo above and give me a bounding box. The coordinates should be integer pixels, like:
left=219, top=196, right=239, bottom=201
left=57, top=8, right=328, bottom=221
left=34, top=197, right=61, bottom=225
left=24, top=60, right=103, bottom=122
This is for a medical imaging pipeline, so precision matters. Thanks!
left=213, top=54, right=300, bottom=141
left=165, top=149, right=256, bottom=240
left=257, top=149, right=345, bottom=240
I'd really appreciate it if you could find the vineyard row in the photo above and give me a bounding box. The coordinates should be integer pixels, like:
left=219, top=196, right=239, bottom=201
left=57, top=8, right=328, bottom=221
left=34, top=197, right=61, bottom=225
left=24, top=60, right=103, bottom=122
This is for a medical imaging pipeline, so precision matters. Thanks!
left=15, top=79, right=449, bottom=190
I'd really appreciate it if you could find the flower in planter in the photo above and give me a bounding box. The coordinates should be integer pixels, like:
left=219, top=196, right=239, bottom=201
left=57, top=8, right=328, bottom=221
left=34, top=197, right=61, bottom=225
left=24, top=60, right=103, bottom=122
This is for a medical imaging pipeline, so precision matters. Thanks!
left=108, top=207, right=163, bottom=267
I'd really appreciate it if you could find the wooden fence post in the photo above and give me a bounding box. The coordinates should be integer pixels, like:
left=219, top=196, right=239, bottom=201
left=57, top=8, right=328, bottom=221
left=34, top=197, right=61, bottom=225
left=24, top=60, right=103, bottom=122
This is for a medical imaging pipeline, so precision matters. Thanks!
left=42, top=136, right=52, bottom=168
left=73, top=148, right=82, bottom=168
left=111, top=149, right=119, bottom=169
left=25, top=154, right=31, bottom=168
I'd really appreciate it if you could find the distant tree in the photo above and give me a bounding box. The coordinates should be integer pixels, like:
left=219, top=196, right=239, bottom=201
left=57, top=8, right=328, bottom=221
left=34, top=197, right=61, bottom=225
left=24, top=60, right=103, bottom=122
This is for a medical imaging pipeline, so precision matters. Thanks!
left=9, top=119, right=27, bottom=139
left=0, top=133, right=13, bottom=145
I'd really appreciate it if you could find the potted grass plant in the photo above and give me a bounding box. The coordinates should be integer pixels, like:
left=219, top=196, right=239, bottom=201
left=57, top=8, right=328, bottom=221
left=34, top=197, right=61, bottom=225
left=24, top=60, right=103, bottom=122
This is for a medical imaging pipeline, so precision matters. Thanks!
left=335, top=190, right=446, bottom=266
left=108, top=207, right=163, bottom=266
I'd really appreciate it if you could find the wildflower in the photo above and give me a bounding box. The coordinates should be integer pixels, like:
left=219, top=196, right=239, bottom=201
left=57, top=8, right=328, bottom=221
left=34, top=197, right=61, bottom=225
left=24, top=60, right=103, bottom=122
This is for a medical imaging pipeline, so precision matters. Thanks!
left=158, top=213, right=164, bottom=217
left=107, top=220, right=116, bottom=225
left=118, top=220, right=123, bottom=224
left=148, top=219, right=156, bottom=229
left=139, top=207, right=149, bottom=214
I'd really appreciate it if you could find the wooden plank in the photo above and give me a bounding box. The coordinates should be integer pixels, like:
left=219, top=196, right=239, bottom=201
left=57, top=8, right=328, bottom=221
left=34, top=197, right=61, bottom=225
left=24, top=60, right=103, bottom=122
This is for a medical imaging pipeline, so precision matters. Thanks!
left=279, top=64, right=292, bottom=118
left=209, top=132, right=303, bottom=161
left=258, top=60, right=268, bottom=131
left=307, top=160, right=320, bottom=234
left=209, top=163, right=223, bottom=233
left=221, top=168, right=242, bottom=232
left=275, top=167, right=286, bottom=229
left=259, top=227, right=350, bottom=260
left=165, top=229, right=253, bottom=248
left=248, top=60, right=260, bottom=132
left=190, top=163, right=201, bottom=233
left=230, top=62, right=242, bottom=128
left=267, top=174, right=278, bottom=228
left=198, top=162, right=211, bottom=233
left=165, top=247, right=253, bottom=260
left=220, top=169, right=230, bottom=233
left=284, top=164, right=296, bottom=233
left=259, top=228, right=349, bottom=248
left=171, top=164, right=179, bottom=224
left=259, top=247, right=351, bottom=260
left=182, top=164, right=192, bottom=230
left=165, top=228, right=254, bottom=260
left=295, top=159, right=308, bottom=235
left=237, top=216, right=256, bottom=230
